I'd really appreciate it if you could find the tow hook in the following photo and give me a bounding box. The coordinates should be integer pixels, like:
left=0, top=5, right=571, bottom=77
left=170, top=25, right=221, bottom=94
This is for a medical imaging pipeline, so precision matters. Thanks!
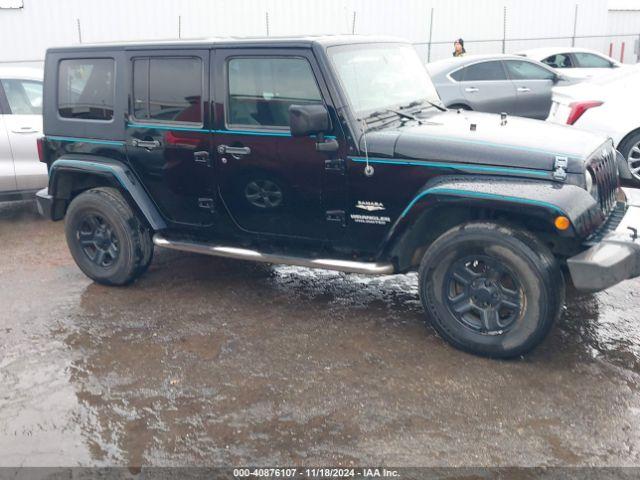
left=628, top=226, right=638, bottom=241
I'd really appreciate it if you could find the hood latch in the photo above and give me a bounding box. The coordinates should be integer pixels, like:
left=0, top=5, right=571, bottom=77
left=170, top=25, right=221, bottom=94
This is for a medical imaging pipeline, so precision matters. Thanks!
left=553, top=156, right=568, bottom=181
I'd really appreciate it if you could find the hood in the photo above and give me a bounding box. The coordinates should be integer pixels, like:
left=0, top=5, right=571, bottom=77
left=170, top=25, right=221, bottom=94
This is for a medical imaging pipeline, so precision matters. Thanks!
left=359, top=110, right=609, bottom=174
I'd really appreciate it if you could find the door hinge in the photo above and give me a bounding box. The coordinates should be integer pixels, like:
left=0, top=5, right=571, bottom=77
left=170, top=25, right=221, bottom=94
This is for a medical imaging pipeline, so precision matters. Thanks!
left=326, top=210, right=346, bottom=227
left=194, top=151, right=211, bottom=167
left=198, top=197, right=215, bottom=212
left=324, top=158, right=346, bottom=173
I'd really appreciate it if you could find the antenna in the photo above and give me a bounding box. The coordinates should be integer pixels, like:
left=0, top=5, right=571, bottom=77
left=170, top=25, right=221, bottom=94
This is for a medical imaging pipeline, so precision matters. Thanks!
left=350, top=62, right=374, bottom=178
left=362, top=119, right=374, bottom=177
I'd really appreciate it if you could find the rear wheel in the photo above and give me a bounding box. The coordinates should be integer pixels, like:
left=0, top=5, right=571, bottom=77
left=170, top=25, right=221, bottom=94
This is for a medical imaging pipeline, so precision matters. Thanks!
left=65, top=187, right=153, bottom=286
left=418, top=222, right=564, bottom=358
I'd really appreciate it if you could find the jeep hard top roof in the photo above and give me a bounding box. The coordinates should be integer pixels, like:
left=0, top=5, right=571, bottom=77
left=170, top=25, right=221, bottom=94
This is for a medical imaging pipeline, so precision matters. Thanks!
left=46, top=35, right=406, bottom=54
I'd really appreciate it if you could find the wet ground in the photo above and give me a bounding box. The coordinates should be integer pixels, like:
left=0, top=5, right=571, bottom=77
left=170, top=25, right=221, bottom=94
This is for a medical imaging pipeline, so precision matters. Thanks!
left=1, top=200, right=640, bottom=468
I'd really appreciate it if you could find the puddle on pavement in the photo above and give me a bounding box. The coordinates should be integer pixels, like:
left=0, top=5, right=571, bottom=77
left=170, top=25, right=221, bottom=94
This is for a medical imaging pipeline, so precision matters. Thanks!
left=2, top=201, right=640, bottom=466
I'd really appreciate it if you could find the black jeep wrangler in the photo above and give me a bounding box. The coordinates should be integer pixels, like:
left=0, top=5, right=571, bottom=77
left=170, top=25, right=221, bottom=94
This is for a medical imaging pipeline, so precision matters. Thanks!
left=36, top=36, right=640, bottom=358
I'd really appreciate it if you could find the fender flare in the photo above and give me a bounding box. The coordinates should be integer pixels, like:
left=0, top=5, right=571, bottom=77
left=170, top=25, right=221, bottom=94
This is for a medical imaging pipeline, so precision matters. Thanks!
left=381, top=176, right=603, bottom=268
left=47, top=155, right=167, bottom=230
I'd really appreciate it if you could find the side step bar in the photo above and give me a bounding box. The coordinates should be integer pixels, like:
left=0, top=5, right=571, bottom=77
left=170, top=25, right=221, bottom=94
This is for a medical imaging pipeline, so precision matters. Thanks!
left=153, top=234, right=395, bottom=275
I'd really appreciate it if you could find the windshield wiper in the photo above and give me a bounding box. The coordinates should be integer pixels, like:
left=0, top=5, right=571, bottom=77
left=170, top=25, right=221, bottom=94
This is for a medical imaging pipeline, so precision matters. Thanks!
left=362, top=108, right=423, bottom=124
left=401, top=99, right=447, bottom=113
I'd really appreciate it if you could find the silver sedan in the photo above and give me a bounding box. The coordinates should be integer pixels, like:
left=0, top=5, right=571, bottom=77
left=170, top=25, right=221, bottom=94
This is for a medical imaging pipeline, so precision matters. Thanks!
left=0, top=66, right=46, bottom=201
left=427, top=54, right=572, bottom=120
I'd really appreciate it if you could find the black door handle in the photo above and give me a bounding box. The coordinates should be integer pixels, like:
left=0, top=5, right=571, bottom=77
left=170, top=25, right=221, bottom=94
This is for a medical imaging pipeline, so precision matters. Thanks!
left=217, top=145, right=251, bottom=156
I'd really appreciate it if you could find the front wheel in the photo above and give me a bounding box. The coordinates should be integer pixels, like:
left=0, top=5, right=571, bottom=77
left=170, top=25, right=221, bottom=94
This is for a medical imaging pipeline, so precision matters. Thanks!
left=65, top=187, right=153, bottom=286
left=619, top=131, right=640, bottom=187
left=419, top=222, right=564, bottom=358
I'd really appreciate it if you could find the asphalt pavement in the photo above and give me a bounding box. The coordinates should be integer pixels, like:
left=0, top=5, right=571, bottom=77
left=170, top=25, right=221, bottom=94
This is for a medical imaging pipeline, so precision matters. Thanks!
left=1, top=200, right=640, bottom=468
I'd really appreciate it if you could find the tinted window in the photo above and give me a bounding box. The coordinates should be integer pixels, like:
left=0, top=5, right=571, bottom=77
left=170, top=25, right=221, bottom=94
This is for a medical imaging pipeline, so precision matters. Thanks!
left=574, top=52, right=612, bottom=68
left=457, top=61, right=507, bottom=81
left=450, top=68, right=465, bottom=81
left=504, top=60, right=556, bottom=80
left=228, top=57, right=322, bottom=127
left=542, top=53, right=573, bottom=68
left=133, top=57, right=202, bottom=124
left=1, top=79, right=42, bottom=114
left=58, top=58, right=114, bottom=120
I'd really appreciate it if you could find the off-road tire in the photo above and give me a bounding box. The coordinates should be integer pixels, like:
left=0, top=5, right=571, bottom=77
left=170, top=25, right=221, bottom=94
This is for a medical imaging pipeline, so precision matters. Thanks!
left=418, top=222, right=564, bottom=358
left=65, top=187, right=153, bottom=286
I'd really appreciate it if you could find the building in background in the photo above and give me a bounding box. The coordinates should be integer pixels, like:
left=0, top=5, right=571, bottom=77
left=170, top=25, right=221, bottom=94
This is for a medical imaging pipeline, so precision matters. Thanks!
left=608, top=0, right=640, bottom=63
left=0, top=0, right=638, bottom=65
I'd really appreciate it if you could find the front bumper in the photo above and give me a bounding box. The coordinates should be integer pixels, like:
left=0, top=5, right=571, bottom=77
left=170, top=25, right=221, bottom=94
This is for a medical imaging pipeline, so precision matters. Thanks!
left=568, top=187, right=640, bottom=292
left=35, top=188, right=53, bottom=219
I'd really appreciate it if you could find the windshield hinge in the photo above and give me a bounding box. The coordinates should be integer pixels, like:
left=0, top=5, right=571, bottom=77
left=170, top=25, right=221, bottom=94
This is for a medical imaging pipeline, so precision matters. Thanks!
left=325, top=158, right=346, bottom=173
left=326, top=210, right=346, bottom=227
left=553, top=156, right=568, bottom=181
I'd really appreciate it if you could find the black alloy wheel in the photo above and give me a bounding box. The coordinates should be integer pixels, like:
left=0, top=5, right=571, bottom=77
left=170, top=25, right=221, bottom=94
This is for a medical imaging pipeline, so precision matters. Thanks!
left=76, top=214, right=120, bottom=268
left=444, top=255, right=523, bottom=335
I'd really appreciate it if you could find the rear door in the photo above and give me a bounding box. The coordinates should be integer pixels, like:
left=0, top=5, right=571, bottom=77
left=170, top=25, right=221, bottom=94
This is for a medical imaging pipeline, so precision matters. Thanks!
left=0, top=77, right=46, bottom=191
left=0, top=87, right=16, bottom=193
left=125, top=50, right=215, bottom=227
left=211, top=48, right=348, bottom=240
left=455, top=60, right=516, bottom=114
left=503, top=59, right=556, bottom=119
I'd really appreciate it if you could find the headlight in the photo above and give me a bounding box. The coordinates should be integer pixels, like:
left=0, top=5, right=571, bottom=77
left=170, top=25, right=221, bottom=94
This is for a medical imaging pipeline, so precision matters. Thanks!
left=586, top=169, right=598, bottom=199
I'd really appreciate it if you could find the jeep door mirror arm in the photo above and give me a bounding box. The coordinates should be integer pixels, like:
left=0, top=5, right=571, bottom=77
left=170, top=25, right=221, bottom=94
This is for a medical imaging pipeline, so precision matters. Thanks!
left=315, top=134, right=339, bottom=152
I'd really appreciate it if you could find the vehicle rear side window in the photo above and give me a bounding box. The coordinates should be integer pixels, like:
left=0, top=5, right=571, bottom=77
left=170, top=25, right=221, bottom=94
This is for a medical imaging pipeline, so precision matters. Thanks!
left=542, top=53, right=573, bottom=68
left=58, top=58, right=114, bottom=121
left=132, top=57, right=202, bottom=124
left=1, top=79, right=42, bottom=115
left=454, top=61, right=507, bottom=82
left=573, top=52, right=612, bottom=68
left=504, top=60, right=556, bottom=80
left=227, top=57, right=322, bottom=128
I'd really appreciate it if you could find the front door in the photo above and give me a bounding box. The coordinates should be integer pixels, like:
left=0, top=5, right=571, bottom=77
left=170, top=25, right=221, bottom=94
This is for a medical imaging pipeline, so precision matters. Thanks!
left=125, top=49, right=215, bottom=227
left=212, top=49, right=348, bottom=240
left=503, top=59, right=555, bottom=120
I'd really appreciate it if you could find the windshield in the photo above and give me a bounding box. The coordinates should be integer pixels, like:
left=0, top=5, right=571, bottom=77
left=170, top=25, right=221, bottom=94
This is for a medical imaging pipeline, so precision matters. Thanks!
left=327, top=43, right=441, bottom=118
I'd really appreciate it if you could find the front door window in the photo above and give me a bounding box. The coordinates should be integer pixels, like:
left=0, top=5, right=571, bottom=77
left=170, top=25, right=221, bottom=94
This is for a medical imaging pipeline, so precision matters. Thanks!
left=227, top=57, right=323, bottom=128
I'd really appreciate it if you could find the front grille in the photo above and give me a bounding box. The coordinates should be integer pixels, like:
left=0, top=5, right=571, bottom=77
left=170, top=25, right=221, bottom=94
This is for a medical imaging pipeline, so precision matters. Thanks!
left=589, top=146, right=619, bottom=216
left=586, top=201, right=626, bottom=245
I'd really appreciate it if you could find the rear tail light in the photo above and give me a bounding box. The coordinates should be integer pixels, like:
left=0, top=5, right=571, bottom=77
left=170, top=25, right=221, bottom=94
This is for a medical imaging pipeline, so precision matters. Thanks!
left=36, top=136, right=46, bottom=163
left=566, top=101, right=603, bottom=125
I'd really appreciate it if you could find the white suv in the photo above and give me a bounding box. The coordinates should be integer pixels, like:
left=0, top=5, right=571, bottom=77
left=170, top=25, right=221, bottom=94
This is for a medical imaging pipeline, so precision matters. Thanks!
left=0, top=66, right=46, bottom=200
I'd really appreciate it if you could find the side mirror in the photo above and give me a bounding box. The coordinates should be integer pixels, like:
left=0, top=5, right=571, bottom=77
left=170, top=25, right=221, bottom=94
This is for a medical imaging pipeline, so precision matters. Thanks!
left=289, top=104, right=331, bottom=137
left=554, top=73, right=568, bottom=83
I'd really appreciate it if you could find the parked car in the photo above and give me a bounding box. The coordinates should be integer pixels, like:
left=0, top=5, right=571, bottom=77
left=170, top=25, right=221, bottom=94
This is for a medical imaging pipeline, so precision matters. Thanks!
left=427, top=54, right=570, bottom=119
left=0, top=66, right=46, bottom=200
left=36, top=36, right=639, bottom=358
left=517, top=47, right=624, bottom=80
left=547, top=65, right=640, bottom=186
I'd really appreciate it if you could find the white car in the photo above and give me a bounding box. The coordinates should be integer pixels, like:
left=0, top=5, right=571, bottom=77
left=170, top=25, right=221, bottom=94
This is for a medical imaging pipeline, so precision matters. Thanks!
left=547, top=65, right=640, bottom=184
left=0, top=66, right=46, bottom=200
left=517, top=47, right=624, bottom=80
